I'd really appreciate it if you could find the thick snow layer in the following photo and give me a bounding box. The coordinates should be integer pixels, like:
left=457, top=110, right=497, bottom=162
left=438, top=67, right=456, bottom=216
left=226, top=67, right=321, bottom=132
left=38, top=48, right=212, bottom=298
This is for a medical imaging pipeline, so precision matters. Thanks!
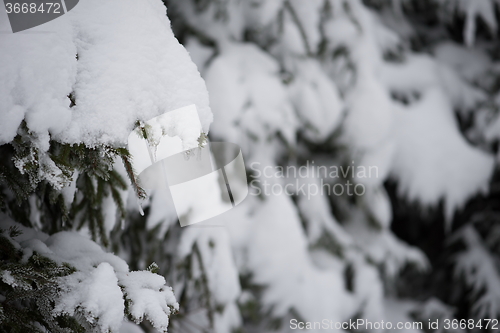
left=0, top=0, right=212, bottom=149
left=119, top=271, right=178, bottom=331
left=45, top=231, right=129, bottom=272
left=288, top=59, right=343, bottom=141
left=54, top=262, right=125, bottom=332
left=380, top=55, right=495, bottom=220
left=343, top=75, right=394, bottom=151
left=1, top=218, right=178, bottom=332
left=323, top=0, right=398, bottom=169
left=391, top=91, right=494, bottom=221
left=382, top=54, right=485, bottom=112
left=204, top=43, right=297, bottom=155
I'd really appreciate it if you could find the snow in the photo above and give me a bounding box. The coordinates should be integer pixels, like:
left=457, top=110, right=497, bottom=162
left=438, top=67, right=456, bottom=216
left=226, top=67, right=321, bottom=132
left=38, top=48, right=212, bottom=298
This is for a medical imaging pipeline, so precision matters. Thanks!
left=342, top=75, right=394, bottom=152
left=296, top=175, right=352, bottom=246
left=379, top=54, right=495, bottom=221
left=170, top=0, right=246, bottom=44
left=177, top=226, right=241, bottom=307
left=0, top=0, right=216, bottom=249
left=358, top=186, right=393, bottom=228
left=378, top=6, right=415, bottom=40
left=0, top=0, right=212, bottom=149
left=415, top=298, right=464, bottom=333
left=168, top=224, right=242, bottom=333
left=54, top=262, right=125, bottom=332
left=346, top=215, right=428, bottom=277
left=454, top=0, right=497, bottom=46
left=384, top=299, right=422, bottom=333
left=433, top=42, right=492, bottom=84
left=453, top=226, right=500, bottom=319
left=127, top=104, right=204, bottom=181
left=203, top=43, right=297, bottom=154
left=288, top=59, right=344, bottom=142
left=243, top=0, right=284, bottom=31
left=280, top=9, right=311, bottom=56
left=381, top=54, right=485, bottom=112
left=1, top=270, right=30, bottom=290
left=1, top=218, right=178, bottom=332
left=188, top=2, right=440, bottom=328
left=60, top=170, right=79, bottom=208
left=2, top=0, right=499, bottom=331
left=119, top=271, right=178, bottom=331
left=351, top=257, right=385, bottom=330
left=120, top=322, right=145, bottom=333
left=288, top=0, right=324, bottom=54
left=389, top=88, right=494, bottom=221
left=45, top=231, right=129, bottom=272
left=229, top=194, right=354, bottom=324
left=145, top=187, right=178, bottom=234
left=184, top=37, right=215, bottom=76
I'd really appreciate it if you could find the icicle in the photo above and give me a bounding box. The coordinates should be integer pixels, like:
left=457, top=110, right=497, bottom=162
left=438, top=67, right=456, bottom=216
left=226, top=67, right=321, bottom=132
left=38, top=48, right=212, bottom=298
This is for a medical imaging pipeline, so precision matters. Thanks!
left=120, top=219, right=125, bottom=230
left=137, top=199, right=144, bottom=216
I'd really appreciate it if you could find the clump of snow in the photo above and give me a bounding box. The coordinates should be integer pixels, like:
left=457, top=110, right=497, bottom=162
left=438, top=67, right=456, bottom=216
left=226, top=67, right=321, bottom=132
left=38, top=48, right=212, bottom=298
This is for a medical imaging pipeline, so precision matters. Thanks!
left=204, top=43, right=297, bottom=155
left=288, top=59, right=343, bottom=142
left=1, top=219, right=178, bottom=332
left=375, top=53, right=495, bottom=221
left=1, top=270, right=30, bottom=290
left=391, top=93, right=494, bottom=221
left=54, top=262, right=125, bottom=332
left=452, top=226, right=500, bottom=319
left=342, top=75, right=394, bottom=152
left=120, top=271, right=178, bottom=331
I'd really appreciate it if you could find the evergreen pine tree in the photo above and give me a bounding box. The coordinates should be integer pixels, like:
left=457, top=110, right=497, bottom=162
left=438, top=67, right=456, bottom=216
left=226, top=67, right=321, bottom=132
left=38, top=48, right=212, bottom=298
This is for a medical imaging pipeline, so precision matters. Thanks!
left=1, top=0, right=500, bottom=332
